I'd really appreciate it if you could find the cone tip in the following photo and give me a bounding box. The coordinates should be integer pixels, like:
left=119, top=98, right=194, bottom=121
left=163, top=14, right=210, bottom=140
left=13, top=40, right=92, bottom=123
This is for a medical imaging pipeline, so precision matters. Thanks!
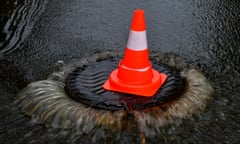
left=131, top=9, right=146, bottom=31
left=134, top=9, right=144, bottom=14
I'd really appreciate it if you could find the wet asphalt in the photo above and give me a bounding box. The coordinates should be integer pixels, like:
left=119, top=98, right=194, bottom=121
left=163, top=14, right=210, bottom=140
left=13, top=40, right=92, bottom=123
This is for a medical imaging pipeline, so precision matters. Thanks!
left=0, top=0, right=240, bottom=143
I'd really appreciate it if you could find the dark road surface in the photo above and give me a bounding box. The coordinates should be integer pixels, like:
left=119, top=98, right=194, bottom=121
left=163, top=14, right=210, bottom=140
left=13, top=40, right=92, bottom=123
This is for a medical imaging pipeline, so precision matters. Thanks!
left=0, top=0, right=239, bottom=143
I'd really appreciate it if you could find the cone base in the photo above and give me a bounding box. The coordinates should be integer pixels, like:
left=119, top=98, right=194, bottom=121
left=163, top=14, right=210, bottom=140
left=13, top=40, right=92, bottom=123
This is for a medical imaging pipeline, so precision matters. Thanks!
left=103, top=69, right=167, bottom=97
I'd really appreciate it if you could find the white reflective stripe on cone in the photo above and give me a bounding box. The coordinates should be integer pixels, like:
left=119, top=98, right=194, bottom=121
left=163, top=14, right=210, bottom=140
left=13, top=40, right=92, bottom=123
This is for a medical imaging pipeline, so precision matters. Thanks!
left=126, top=30, right=148, bottom=51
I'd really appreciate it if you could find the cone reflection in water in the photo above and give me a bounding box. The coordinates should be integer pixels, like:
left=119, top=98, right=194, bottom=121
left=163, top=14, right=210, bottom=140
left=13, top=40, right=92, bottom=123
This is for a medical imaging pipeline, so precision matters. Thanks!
left=103, top=9, right=167, bottom=97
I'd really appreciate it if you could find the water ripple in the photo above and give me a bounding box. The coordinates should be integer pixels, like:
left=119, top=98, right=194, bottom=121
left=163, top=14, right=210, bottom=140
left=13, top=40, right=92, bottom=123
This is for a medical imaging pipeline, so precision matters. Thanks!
left=0, top=0, right=48, bottom=56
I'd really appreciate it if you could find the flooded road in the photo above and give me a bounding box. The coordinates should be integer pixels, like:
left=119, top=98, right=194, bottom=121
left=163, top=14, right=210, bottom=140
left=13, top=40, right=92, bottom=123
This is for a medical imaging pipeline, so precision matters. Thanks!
left=0, top=0, right=239, bottom=143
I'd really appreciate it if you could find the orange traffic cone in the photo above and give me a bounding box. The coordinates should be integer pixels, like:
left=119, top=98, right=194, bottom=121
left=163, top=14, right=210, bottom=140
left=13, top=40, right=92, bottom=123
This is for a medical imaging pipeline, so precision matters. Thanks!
left=103, top=9, right=167, bottom=97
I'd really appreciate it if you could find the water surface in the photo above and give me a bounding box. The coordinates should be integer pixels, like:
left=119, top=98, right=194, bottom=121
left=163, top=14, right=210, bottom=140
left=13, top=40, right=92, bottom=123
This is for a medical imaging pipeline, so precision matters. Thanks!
left=0, top=0, right=239, bottom=143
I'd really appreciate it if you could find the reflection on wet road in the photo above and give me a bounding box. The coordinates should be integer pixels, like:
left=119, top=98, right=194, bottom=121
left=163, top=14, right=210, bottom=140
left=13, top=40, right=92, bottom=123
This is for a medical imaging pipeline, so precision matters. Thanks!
left=0, top=0, right=48, bottom=55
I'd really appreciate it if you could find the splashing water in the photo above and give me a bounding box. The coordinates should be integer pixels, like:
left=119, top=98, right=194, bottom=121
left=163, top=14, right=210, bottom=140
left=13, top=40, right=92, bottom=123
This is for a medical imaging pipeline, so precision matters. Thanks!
left=14, top=52, right=213, bottom=143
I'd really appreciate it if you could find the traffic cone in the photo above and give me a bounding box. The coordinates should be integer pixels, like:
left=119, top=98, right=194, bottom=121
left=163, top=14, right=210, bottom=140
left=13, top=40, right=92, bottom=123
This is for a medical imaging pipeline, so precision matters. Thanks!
left=103, top=9, right=167, bottom=97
